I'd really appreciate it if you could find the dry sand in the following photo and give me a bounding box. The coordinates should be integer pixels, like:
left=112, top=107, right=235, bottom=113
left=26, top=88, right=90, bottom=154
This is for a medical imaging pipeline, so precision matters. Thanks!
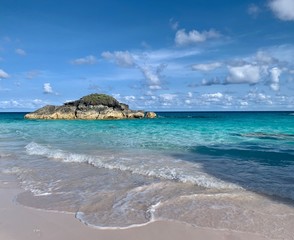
left=0, top=174, right=269, bottom=240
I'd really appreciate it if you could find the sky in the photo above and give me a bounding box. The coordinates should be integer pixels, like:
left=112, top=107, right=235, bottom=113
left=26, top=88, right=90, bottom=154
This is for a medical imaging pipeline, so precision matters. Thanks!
left=0, top=0, right=294, bottom=111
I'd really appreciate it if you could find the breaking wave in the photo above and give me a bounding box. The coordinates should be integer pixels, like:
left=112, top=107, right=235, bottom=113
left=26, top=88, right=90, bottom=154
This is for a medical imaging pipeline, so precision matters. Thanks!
left=25, top=142, right=239, bottom=190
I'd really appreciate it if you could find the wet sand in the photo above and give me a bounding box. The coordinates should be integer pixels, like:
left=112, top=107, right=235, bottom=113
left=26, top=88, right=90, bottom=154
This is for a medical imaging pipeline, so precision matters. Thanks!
left=0, top=174, right=269, bottom=240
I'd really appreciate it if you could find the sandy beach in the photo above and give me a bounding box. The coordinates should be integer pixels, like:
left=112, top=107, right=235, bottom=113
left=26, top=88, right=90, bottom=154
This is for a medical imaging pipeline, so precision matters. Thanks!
left=0, top=174, right=270, bottom=240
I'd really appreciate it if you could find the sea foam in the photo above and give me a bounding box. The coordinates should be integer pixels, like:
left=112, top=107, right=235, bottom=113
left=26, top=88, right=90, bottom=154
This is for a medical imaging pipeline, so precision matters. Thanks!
left=25, top=142, right=239, bottom=190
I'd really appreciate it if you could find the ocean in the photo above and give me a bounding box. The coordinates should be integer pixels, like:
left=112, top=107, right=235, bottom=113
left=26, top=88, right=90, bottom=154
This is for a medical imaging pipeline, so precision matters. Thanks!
left=1, top=112, right=294, bottom=239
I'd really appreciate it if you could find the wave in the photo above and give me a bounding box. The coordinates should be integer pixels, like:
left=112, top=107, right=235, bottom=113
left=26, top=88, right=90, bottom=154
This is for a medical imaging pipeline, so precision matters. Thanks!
left=25, top=142, right=239, bottom=190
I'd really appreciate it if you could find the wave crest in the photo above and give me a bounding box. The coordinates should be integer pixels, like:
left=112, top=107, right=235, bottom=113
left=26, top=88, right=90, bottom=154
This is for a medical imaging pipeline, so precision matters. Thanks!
left=25, top=142, right=240, bottom=190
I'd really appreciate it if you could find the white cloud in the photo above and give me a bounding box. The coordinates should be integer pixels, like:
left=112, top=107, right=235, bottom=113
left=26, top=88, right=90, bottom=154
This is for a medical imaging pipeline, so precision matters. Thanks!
left=160, top=93, right=177, bottom=102
left=248, top=4, right=260, bottom=17
left=245, top=92, right=273, bottom=105
left=124, top=95, right=136, bottom=101
left=112, top=93, right=121, bottom=101
left=101, top=51, right=135, bottom=67
left=262, top=44, right=294, bottom=63
left=269, top=67, right=282, bottom=91
left=226, top=64, right=261, bottom=84
left=140, top=64, right=166, bottom=90
left=169, top=18, right=179, bottom=30
left=71, top=55, right=97, bottom=65
left=240, top=101, right=249, bottom=106
left=43, top=83, right=53, bottom=94
left=145, top=48, right=201, bottom=62
left=201, top=77, right=222, bottom=86
left=200, top=92, right=233, bottom=106
left=257, top=93, right=267, bottom=100
left=102, top=50, right=168, bottom=90
left=0, top=69, right=9, bottom=79
left=193, top=47, right=293, bottom=91
left=192, top=62, right=222, bottom=72
left=255, top=51, right=274, bottom=64
left=269, top=0, right=294, bottom=21
left=0, top=99, right=48, bottom=110
left=175, top=28, right=220, bottom=46
left=159, top=94, right=178, bottom=106
left=15, top=48, right=26, bottom=56
left=202, top=92, right=223, bottom=101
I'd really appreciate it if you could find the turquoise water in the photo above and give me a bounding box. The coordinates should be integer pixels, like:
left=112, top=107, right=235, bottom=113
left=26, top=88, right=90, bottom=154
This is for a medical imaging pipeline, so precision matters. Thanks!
left=1, top=112, right=294, bottom=238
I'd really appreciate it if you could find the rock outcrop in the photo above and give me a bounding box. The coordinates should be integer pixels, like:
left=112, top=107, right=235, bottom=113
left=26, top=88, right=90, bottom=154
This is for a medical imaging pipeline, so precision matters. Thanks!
left=24, top=93, right=156, bottom=120
left=145, top=111, right=157, bottom=118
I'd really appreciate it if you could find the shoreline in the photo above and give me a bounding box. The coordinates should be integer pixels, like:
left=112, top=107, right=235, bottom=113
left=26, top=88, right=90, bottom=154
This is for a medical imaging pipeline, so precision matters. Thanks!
left=0, top=173, right=269, bottom=240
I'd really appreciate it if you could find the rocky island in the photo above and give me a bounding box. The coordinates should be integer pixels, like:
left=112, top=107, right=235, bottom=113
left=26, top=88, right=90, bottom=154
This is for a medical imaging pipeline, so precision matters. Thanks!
left=24, top=93, right=156, bottom=120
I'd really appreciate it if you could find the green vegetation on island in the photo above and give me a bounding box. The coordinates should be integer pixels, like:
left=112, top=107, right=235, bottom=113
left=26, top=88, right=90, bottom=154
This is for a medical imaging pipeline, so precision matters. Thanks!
left=25, top=93, right=157, bottom=120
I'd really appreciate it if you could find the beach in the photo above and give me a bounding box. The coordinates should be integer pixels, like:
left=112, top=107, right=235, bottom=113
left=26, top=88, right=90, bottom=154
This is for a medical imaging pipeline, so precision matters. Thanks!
left=1, top=112, right=294, bottom=239
left=0, top=174, right=269, bottom=240
left=2, top=0, right=294, bottom=238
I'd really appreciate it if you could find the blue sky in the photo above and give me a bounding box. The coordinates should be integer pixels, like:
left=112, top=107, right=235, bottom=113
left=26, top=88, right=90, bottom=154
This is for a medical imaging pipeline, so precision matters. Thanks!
left=0, top=0, right=294, bottom=111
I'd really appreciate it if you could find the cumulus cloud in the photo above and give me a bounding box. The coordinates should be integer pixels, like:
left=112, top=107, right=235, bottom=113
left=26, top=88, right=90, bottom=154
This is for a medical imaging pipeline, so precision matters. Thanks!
left=198, top=63, right=265, bottom=87
left=202, top=92, right=224, bottom=101
left=15, top=48, right=26, bottom=56
left=201, top=77, right=222, bottom=86
left=139, top=64, right=166, bottom=90
left=192, top=62, right=222, bottom=72
left=226, top=64, right=261, bottom=84
left=200, top=92, right=233, bottom=107
left=269, top=67, right=282, bottom=91
left=255, top=51, right=275, bottom=64
left=102, top=50, right=167, bottom=90
left=198, top=52, right=288, bottom=91
left=269, top=0, right=294, bottom=21
left=188, top=45, right=294, bottom=92
left=245, top=92, right=273, bottom=105
left=71, top=55, right=97, bottom=65
left=43, top=83, right=53, bottom=94
left=159, top=93, right=178, bottom=106
left=175, top=28, right=220, bottom=46
left=0, top=69, right=9, bottom=79
left=101, top=51, right=135, bottom=67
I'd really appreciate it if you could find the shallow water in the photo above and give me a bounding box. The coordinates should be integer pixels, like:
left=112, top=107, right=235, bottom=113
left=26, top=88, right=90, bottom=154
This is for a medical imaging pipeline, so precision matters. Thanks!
left=1, top=112, right=294, bottom=239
